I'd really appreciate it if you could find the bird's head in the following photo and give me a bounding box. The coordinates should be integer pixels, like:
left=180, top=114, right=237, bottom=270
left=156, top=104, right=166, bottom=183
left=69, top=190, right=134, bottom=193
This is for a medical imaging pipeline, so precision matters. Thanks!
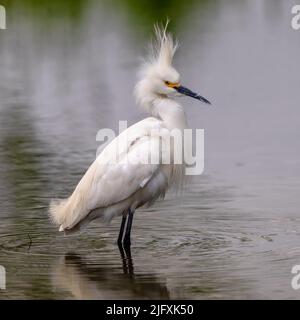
left=135, top=23, right=211, bottom=112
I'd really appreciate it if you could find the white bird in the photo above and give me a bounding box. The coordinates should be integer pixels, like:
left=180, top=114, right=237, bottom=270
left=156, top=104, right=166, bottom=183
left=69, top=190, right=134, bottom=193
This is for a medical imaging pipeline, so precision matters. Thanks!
left=49, top=23, right=210, bottom=246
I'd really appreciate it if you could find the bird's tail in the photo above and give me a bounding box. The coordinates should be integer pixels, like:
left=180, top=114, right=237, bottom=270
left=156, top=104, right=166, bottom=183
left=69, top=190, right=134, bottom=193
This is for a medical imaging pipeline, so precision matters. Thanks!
left=49, top=194, right=93, bottom=233
left=49, top=198, right=71, bottom=231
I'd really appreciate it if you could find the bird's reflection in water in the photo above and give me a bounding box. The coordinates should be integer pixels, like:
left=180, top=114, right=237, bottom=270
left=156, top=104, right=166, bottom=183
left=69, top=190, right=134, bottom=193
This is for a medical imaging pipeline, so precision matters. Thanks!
left=118, top=244, right=134, bottom=276
left=51, top=246, right=169, bottom=299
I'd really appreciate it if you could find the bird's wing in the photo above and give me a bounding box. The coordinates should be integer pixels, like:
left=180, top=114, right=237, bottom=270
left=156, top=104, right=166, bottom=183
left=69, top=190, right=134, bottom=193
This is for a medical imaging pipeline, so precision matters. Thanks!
left=64, top=117, right=165, bottom=229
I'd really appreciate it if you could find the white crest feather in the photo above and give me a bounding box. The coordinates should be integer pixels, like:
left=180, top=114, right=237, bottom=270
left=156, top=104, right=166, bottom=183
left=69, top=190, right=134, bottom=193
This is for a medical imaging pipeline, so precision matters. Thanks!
left=148, top=21, right=179, bottom=66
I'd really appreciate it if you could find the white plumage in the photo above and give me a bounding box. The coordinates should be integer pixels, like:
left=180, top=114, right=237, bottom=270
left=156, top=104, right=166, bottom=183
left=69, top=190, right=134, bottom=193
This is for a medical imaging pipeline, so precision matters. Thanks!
left=49, top=23, right=210, bottom=241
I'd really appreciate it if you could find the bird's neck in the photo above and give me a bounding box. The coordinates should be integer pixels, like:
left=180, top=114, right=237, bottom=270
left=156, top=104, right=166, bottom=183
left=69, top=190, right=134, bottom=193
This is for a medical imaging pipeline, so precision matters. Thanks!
left=151, top=97, right=187, bottom=130
left=135, top=80, right=187, bottom=129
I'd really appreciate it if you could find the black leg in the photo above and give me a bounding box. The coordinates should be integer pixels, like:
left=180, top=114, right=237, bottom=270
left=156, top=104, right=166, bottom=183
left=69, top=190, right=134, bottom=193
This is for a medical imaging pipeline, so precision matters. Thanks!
left=123, top=209, right=134, bottom=245
left=117, top=208, right=134, bottom=246
left=117, top=214, right=127, bottom=246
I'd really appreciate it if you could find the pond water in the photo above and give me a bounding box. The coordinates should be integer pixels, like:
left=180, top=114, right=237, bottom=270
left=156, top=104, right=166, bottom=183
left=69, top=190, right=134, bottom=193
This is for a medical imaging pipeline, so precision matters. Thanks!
left=0, top=0, right=300, bottom=299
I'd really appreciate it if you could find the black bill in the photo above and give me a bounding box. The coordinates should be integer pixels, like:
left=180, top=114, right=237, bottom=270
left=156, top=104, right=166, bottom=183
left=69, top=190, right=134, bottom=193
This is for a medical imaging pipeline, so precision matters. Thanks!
left=175, top=85, right=211, bottom=104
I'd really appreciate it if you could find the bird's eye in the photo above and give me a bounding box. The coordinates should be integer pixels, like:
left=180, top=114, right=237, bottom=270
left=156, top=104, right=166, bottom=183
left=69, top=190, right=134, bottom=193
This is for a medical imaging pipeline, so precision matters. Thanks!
left=164, top=81, right=170, bottom=86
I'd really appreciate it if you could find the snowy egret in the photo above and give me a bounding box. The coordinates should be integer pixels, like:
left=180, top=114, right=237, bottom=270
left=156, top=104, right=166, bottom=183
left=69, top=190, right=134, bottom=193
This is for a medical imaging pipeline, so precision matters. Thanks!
left=49, top=23, right=210, bottom=246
